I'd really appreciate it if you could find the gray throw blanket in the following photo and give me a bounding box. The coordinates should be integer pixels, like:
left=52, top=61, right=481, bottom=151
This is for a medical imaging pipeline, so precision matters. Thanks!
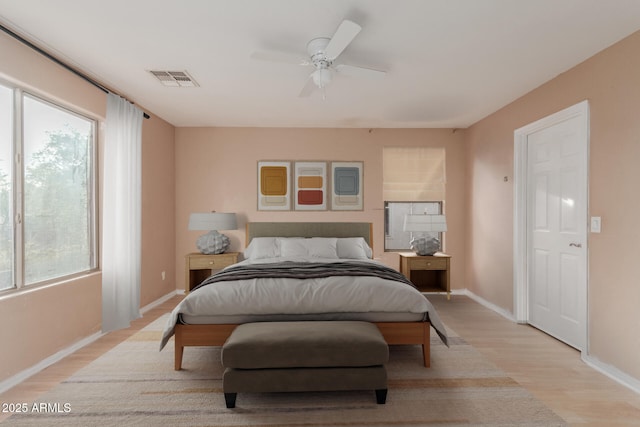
left=191, top=261, right=418, bottom=292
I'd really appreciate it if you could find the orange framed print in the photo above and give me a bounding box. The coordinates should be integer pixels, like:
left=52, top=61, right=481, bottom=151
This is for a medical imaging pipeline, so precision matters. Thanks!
left=294, top=161, right=327, bottom=210
left=331, top=161, right=363, bottom=210
left=258, top=161, right=291, bottom=210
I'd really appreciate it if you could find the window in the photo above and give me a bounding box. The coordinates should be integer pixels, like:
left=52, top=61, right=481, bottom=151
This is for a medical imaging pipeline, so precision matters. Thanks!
left=384, top=201, right=443, bottom=250
left=0, top=85, right=13, bottom=290
left=382, top=147, right=446, bottom=251
left=0, top=83, right=97, bottom=292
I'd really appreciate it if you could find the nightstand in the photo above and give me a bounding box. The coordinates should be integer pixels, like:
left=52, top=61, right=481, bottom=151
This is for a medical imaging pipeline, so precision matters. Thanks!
left=399, top=252, right=451, bottom=299
left=185, top=252, right=239, bottom=292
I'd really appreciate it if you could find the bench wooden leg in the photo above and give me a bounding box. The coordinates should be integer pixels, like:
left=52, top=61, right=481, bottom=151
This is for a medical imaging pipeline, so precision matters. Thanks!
left=375, top=389, right=387, bottom=404
left=224, top=393, right=237, bottom=408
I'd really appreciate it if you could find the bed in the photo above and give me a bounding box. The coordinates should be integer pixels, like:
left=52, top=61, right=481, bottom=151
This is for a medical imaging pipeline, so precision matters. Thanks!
left=161, top=222, right=448, bottom=369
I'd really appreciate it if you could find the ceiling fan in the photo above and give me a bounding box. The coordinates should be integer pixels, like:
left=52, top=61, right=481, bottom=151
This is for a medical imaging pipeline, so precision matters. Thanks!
left=251, top=19, right=386, bottom=98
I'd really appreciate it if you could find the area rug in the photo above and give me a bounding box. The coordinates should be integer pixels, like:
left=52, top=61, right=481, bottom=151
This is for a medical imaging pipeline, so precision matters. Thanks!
left=4, top=315, right=566, bottom=426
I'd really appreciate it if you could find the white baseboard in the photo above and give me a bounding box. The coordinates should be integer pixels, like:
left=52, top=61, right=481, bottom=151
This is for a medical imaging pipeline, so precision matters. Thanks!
left=457, top=289, right=640, bottom=395
left=460, top=289, right=517, bottom=322
left=582, top=354, right=640, bottom=395
left=0, top=330, right=104, bottom=395
left=0, top=289, right=180, bottom=395
left=140, top=290, right=180, bottom=314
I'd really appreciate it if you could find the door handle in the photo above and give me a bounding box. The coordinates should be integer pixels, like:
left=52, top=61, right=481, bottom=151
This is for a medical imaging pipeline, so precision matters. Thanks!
left=569, top=242, right=582, bottom=248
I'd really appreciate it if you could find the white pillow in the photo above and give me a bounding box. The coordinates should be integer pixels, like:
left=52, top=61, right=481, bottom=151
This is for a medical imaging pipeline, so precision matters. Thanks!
left=278, top=237, right=339, bottom=259
left=244, top=237, right=279, bottom=260
left=278, top=238, right=306, bottom=258
left=307, top=237, right=338, bottom=258
left=336, top=237, right=373, bottom=259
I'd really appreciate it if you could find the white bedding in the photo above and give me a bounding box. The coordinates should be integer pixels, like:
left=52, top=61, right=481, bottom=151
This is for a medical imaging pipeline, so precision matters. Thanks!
left=160, top=256, right=447, bottom=350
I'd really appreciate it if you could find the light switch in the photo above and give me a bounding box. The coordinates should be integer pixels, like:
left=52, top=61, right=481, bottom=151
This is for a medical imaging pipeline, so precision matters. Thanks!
left=590, top=216, right=601, bottom=233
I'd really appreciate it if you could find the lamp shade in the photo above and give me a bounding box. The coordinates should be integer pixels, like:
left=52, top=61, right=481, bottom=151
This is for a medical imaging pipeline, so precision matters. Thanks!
left=403, top=214, right=447, bottom=232
left=188, top=212, right=237, bottom=231
left=404, top=214, right=446, bottom=256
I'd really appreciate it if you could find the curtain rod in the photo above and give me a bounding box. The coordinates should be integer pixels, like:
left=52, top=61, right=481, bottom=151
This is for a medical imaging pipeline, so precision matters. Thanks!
left=1, top=23, right=150, bottom=119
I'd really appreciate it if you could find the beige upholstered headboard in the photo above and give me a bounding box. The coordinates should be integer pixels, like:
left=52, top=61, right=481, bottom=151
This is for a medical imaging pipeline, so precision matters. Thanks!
left=246, top=222, right=373, bottom=250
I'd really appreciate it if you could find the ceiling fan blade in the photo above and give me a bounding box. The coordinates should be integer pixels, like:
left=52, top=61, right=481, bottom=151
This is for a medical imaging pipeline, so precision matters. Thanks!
left=299, top=76, right=317, bottom=97
left=324, top=19, right=362, bottom=60
left=250, top=51, right=309, bottom=66
left=335, top=64, right=386, bottom=79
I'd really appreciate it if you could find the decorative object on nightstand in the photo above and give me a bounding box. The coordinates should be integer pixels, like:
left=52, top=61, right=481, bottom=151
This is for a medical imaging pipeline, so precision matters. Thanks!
left=188, top=212, right=237, bottom=254
left=403, top=214, right=447, bottom=256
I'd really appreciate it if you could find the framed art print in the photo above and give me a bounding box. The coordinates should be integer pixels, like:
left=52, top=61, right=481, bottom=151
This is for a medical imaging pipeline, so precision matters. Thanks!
left=331, top=161, right=363, bottom=210
left=294, top=161, right=327, bottom=210
left=258, top=161, right=291, bottom=210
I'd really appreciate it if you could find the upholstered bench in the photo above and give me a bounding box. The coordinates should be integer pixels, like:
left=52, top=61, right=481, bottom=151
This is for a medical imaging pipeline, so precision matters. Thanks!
left=221, top=321, right=389, bottom=408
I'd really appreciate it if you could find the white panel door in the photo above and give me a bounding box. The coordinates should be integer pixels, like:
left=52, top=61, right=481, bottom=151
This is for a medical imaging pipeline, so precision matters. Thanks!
left=526, top=114, right=587, bottom=350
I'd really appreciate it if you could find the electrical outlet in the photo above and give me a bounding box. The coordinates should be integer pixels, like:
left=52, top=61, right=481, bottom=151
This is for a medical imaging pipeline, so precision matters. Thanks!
left=161, top=271, right=166, bottom=280
left=590, top=217, right=601, bottom=233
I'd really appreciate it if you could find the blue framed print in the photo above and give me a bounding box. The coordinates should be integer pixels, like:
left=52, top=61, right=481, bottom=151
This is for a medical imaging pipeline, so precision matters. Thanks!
left=331, top=161, right=363, bottom=210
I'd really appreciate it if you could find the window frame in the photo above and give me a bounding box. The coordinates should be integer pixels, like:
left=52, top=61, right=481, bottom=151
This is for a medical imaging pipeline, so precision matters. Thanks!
left=0, top=80, right=99, bottom=293
left=384, top=200, right=444, bottom=252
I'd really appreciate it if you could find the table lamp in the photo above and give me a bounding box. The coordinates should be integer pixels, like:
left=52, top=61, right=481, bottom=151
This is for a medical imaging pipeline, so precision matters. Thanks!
left=403, top=214, right=447, bottom=255
left=188, top=212, right=237, bottom=254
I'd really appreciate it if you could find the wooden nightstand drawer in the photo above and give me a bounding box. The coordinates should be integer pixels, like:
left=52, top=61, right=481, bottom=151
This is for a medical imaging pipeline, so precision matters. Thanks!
left=189, top=254, right=235, bottom=269
left=410, top=258, right=448, bottom=270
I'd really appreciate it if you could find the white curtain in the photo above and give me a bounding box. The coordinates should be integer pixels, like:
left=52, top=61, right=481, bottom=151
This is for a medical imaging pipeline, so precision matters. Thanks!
left=102, top=93, right=143, bottom=332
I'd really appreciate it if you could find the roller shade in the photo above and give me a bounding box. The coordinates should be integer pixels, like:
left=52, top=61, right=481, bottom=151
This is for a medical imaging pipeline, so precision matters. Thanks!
left=383, top=147, right=445, bottom=201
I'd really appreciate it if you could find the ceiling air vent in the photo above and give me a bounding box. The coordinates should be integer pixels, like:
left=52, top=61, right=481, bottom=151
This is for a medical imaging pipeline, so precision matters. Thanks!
left=149, top=70, right=199, bottom=87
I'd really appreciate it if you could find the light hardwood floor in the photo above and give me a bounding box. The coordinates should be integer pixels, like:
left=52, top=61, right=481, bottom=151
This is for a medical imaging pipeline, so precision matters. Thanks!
left=429, top=294, right=640, bottom=426
left=1, top=294, right=639, bottom=425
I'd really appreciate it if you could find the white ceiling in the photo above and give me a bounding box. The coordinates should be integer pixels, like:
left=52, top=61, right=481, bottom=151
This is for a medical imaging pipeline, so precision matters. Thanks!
left=2, top=0, right=640, bottom=128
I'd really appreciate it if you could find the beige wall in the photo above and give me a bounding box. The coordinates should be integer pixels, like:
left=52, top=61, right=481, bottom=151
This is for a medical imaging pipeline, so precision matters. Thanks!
left=140, top=116, right=176, bottom=306
left=174, top=127, right=466, bottom=289
left=465, top=30, right=640, bottom=380
left=0, top=30, right=176, bottom=383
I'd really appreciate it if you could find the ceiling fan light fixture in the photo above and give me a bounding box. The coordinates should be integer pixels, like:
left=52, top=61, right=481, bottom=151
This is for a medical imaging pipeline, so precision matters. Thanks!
left=312, top=68, right=332, bottom=88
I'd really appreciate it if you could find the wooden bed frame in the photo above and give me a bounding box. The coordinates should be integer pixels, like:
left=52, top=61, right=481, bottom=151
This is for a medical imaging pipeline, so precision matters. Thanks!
left=173, top=222, right=432, bottom=370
